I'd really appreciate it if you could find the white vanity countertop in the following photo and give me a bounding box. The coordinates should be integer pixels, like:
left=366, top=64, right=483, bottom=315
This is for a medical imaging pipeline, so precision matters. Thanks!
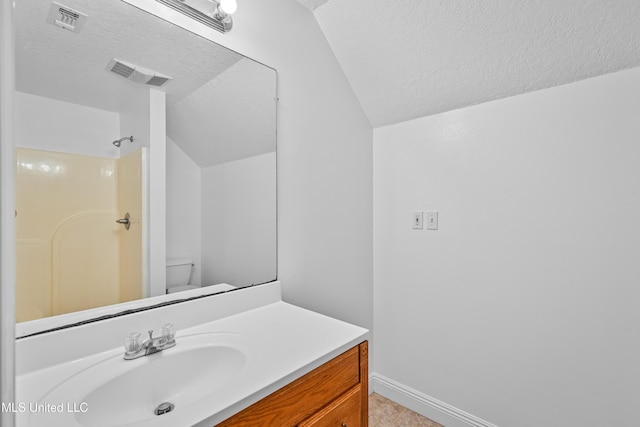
left=15, top=285, right=368, bottom=427
left=192, top=301, right=368, bottom=426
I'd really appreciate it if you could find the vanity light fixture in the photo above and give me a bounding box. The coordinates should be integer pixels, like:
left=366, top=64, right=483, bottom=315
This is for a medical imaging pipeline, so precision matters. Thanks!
left=155, top=0, right=238, bottom=33
left=214, top=0, right=237, bottom=24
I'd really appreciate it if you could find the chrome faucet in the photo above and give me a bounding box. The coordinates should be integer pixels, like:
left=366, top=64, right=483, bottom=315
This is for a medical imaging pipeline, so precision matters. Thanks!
left=124, top=324, right=176, bottom=360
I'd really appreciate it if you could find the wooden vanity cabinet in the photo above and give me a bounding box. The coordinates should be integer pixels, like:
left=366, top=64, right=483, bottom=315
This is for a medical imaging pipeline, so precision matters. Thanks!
left=215, top=341, right=368, bottom=427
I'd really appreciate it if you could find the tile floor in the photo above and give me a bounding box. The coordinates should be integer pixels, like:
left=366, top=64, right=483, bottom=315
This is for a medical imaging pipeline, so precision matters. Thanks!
left=369, top=393, right=444, bottom=427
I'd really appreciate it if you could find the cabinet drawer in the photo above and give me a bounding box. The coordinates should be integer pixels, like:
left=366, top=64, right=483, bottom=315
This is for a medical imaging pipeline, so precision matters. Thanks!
left=215, top=346, right=361, bottom=426
left=298, top=386, right=361, bottom=427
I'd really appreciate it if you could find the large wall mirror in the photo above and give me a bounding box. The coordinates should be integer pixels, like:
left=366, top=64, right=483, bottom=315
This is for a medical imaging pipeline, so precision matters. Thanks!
left=14, top=0, right=277, bottom=337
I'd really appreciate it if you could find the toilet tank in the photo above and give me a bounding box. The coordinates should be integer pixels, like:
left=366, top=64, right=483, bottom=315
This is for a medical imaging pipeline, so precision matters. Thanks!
left=166, top=258, right=193, bottom=287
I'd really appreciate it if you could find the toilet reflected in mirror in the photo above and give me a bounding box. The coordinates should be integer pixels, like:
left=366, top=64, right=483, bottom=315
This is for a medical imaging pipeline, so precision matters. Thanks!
left=165, top=258, right=237, bottom=295
left=166, top=258, right=197, bottom=294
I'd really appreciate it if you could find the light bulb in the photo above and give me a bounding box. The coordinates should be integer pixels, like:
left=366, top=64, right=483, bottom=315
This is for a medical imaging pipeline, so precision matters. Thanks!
left=219, top=0, right=237, bottom=14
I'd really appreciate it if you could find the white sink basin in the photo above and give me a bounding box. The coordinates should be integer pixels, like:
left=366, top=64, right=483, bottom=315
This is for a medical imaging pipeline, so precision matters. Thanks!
left=29, top=333, right=252, bottom=427
left=16, top=291, right=369, bottom=427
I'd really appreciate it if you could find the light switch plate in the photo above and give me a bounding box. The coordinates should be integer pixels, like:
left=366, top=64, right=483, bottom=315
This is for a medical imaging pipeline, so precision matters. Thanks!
left=426, top=211, right=438, bottom=230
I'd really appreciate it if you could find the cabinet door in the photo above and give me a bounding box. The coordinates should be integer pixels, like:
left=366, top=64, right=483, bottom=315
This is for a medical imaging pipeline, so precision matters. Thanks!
left=215, top=346, right=361, bottom=426
left=298, top=386, right=361, bottom=427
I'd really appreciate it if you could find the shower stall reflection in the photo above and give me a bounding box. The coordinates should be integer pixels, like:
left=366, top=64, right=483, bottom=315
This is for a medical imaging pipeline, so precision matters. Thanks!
left=15, top=147, right=144, bottom=322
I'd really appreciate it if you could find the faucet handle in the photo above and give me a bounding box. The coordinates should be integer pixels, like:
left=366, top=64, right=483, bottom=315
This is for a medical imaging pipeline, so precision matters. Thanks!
left=161, top=323, right=176, bottom=343
left=124, top=332, right=142, bottom=356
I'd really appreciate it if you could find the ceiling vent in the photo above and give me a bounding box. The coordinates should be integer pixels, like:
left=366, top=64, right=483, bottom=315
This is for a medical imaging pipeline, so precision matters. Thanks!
left=46, top=2, right=88, bottom=33
left=106, top=59, right=173, bottom=88
left=146, top=75, right=172, bottom=87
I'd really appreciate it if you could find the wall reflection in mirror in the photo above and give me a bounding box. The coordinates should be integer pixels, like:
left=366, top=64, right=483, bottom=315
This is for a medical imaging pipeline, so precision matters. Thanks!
left=14, top=0, right=277, bottom=329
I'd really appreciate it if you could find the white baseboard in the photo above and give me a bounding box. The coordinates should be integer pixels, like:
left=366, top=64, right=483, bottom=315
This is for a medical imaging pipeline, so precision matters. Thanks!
left=369, top=373, right=499, bottom=427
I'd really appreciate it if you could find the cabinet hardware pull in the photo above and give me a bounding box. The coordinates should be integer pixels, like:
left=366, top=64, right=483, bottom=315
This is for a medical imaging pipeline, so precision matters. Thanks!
left=341, top=423, right=347, bottom=427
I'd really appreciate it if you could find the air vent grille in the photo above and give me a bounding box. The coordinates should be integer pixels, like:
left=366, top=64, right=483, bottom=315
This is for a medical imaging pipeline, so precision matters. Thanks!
left=110, top=61, right=135, bottom=78
left=146, top=76, right=171, bottom=87
left=106, top=59, right=172, bottom=87
left=59, top=8, right=80, bottom=20
left=46, top=2, right=88, bottom=33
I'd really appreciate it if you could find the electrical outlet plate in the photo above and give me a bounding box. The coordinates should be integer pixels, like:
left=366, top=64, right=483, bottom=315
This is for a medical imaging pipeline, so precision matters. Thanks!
left=412, top=212, right=423, bottom=229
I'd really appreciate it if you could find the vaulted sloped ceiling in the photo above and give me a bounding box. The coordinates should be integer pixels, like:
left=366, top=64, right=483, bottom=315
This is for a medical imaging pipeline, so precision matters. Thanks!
left=298, top=0, right=640, bottom=128
left=296, top=0, right=331, bottom=11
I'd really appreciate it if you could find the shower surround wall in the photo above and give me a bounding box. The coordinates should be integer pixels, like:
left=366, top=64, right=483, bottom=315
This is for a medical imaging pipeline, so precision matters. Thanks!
left=373, top=67, right=640, bottom=427
left=15, top=148, right=120, bottom=321
left=13, top=92, right=144, bottom=322
left=117, top=149, right=144, bottom=303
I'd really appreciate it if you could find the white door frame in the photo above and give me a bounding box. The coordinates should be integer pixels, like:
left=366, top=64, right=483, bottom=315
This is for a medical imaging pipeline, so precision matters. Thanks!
left=1, top=0, right=16, bottom=425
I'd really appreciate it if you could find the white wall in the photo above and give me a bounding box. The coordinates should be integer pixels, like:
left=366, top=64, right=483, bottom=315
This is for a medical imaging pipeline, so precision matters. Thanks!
left=125, top=0, right=373, bottom=331
left=373, top=67, right=640, bottom=427
left=119, top=90, right=151, bottom=158
left=166, top=137, right=202, bottom=286
left=120, top=88, right=166, bottom=297
left=14, top=91, right=120, bottom=158
left=166, top=147, right=274, bottom=290
left=201, top=152, right=276, bottom=287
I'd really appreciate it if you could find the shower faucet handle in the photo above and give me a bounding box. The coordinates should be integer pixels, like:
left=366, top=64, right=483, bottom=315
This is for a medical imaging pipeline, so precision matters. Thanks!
left=116, top=213, right=131, bottom=230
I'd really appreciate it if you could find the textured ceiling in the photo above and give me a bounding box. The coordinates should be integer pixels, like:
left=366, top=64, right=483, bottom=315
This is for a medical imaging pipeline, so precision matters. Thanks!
left=15, top=1, right=239, bottom=111
left=15, top=0, right=276, bottom=167
left=300, top=0, right=640, bottom=127
left=296, top=0, right=331, bottom=11
left=168, top=58, right=276, bottom=167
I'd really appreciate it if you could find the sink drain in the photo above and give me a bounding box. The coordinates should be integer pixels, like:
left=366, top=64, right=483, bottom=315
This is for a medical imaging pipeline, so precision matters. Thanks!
left=154, top=402, right=175, bottom=416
